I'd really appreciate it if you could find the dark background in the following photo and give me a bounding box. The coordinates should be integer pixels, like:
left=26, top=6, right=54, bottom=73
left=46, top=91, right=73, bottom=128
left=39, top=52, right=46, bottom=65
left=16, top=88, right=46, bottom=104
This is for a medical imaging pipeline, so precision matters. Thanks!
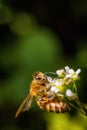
left=0, top=0, right=87, bottom=130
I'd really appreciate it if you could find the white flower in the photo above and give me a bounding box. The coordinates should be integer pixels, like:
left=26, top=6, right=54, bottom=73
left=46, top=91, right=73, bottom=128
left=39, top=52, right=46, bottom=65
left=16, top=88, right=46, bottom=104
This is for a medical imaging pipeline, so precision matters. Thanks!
left=53, top=79, right=63, bottom=86
left=56, top=69, right=65, bottom=77
left=56, top=69, right=64, bottom=75
left=64, top=66, right=81, bottom=80
left=65, top=66, right=74, bottom=75
left=65, top=66, right=70, bottom=71
left=66, top=89, right=74, bottom=97
left=68, top=69, right=74, bottom=74
left=50, top=86, right=58, bottom=93
left=76, top=69, right=81, bottom=75
left=65, top=74, right=72, bottom=78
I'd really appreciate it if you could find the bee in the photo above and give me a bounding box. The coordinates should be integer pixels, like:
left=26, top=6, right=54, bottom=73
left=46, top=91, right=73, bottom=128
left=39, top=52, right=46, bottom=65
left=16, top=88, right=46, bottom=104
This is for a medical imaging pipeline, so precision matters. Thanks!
left=15, top=71, right=49, bottom=118
left=15, top=71, right=87, bottom=117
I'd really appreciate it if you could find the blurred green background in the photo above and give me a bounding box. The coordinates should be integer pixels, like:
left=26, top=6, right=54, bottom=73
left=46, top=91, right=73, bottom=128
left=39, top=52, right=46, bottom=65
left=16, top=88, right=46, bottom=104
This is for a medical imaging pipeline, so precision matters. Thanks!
left=0, top=0, right=87, bottom=130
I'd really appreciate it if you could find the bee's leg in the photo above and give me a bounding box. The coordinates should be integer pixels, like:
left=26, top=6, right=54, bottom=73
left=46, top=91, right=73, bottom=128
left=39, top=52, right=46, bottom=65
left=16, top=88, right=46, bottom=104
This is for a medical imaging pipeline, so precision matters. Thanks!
left=37, top=96, right=48, bottom=102
left=37, top=89, right=47, bottom=96
left=47, top=94, right=54, bottom=99
left=36, top=97, right=49, bottom=110
left=36, top=97, right=48, bottom=110
left=39, top=89, right=45, bottom=93
left=47, top=92, right=55, bottom=100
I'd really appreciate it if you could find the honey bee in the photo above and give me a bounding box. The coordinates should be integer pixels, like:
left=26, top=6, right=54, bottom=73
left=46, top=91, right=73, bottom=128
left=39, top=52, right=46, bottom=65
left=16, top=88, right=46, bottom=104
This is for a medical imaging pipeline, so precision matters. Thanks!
left=15, top=71, right=49, bottom=118
left=15, top=71, right=87, bottom=117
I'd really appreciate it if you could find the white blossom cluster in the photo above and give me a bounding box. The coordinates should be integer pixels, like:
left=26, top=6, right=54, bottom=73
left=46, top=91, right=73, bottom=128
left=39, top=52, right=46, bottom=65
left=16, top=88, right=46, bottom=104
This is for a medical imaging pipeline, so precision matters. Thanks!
left=47, top=66, right=81, bottom=100
left=56, top=66, right=81, bottom=80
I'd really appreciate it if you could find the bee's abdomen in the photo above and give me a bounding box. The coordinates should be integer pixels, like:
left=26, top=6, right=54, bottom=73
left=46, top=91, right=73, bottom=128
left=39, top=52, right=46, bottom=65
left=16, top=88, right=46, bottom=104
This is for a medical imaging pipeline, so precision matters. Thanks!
left=37, top=101, right=70, bottom=113
left=45, top=102, right=70, bottom=113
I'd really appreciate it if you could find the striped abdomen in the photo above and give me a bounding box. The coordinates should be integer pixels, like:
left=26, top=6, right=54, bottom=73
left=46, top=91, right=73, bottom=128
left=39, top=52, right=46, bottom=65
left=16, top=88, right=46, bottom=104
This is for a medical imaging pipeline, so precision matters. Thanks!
left=37, top=100, right=70, bottom=113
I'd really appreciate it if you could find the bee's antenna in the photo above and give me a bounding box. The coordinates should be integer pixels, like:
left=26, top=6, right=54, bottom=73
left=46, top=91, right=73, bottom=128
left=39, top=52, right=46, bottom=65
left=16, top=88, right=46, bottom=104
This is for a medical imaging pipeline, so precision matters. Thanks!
left=45, top=72, right=56, bottom=75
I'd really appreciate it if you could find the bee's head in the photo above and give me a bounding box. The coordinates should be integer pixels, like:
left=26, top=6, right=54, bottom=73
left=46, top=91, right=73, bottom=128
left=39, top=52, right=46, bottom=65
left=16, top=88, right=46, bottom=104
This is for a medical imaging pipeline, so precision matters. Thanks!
left=33, top=71, right=49, bottom=84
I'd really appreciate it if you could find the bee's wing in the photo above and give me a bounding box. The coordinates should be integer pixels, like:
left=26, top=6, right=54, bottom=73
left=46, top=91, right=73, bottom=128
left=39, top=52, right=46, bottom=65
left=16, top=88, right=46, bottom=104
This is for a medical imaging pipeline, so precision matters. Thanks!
left=64, top=97, right=87, bottom=116
left=15, top=94, right=33, bottom=118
